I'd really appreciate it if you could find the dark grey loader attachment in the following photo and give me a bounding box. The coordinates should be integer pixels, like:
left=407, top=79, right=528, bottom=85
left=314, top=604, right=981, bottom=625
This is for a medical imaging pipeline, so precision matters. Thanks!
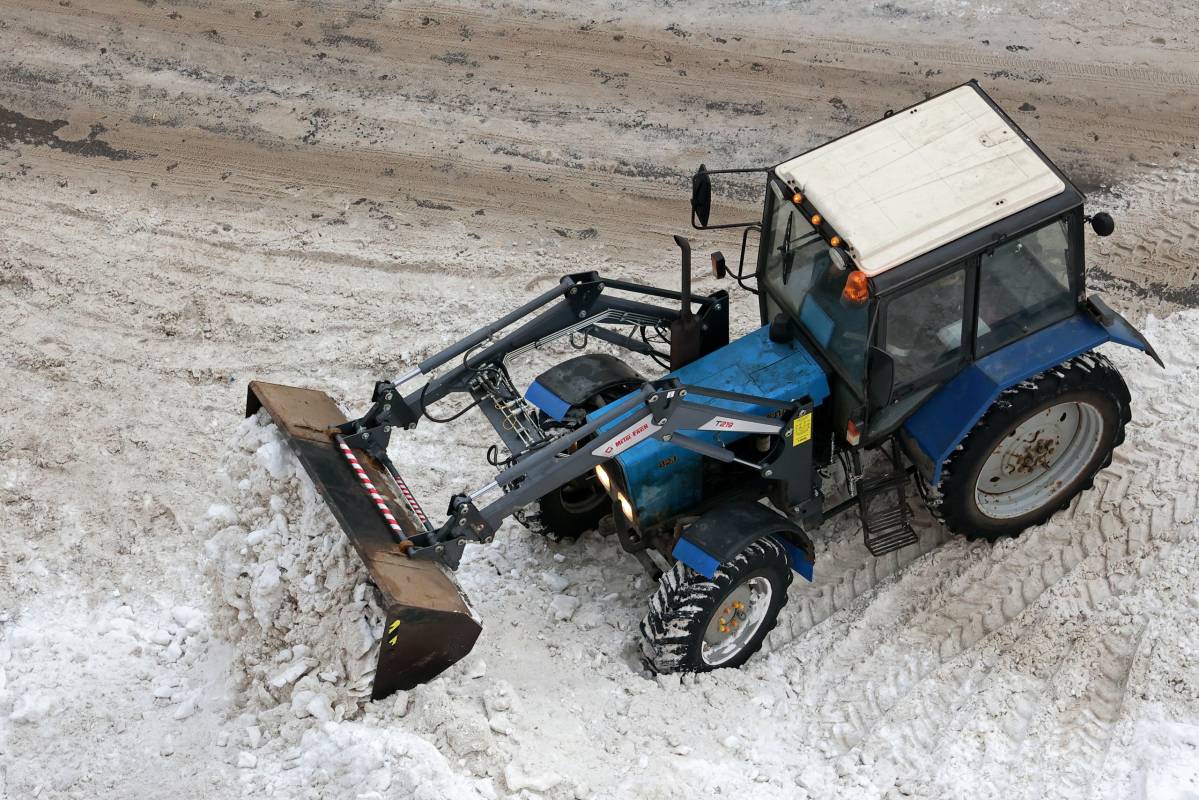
left=241, top=269, right=738, bottom=697
left=388, top=378, right=810, bottom=572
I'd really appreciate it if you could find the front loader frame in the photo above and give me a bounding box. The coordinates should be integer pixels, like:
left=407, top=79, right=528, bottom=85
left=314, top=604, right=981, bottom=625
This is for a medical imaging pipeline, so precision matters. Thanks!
left=334, top=272, right=813, bottom=570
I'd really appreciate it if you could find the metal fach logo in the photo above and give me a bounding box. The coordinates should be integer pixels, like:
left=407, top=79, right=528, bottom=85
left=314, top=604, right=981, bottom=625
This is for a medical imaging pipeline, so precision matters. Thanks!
left=592, top=415, right=661, bottom=457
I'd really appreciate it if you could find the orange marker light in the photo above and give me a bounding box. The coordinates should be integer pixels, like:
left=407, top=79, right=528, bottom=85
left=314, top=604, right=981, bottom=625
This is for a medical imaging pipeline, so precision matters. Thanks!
left=810, top=213, right=822, bottom=226
left=841, top=270, right=869, bottom=306
left=792, top=191, right=803, bottom=204
left=846, top=419, right=861, bottom=446
left=829, top=235, right=842, bottom=248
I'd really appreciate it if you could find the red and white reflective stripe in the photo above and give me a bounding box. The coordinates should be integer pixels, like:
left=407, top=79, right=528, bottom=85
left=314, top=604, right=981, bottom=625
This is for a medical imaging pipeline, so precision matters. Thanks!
left=336, top=439, right=409, bottom=539
left=389, top=465, right=430, bottom=528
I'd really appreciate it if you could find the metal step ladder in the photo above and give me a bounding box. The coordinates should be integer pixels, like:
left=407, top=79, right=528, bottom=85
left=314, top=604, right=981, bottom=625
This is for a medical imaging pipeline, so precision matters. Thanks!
left=851, top=445, right=918, bottom=556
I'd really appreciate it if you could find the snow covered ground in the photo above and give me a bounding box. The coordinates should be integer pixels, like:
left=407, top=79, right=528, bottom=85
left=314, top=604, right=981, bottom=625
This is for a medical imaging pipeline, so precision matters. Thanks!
left=1, top=2, right=1198, bottom=798
left=4, top=164, right=1198, bottom=798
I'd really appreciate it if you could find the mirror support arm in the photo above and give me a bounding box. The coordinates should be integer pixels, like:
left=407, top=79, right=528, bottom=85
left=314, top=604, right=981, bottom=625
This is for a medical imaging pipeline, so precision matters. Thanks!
left=690, top=165, right=773, bottom=230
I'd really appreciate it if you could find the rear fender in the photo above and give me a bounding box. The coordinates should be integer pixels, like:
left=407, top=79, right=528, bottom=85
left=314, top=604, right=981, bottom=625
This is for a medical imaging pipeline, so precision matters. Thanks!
left=1086, top=296, right=1163, bottom=367
left=672, top=500, right=815, bottom=582
left=902, top=305, right=1158, bottom=485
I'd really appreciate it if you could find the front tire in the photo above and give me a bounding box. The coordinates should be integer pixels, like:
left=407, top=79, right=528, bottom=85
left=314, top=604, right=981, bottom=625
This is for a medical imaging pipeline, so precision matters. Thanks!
left=934, top=352, right=1130, bottom=541
left=640, top=537, right=792, bottom=674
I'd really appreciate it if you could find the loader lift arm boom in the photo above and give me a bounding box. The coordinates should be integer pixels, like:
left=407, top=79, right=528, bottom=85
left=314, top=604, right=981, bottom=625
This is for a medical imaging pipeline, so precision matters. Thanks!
left=337, top=271, right=729, bottom=456
left=402, top=378, right=810, bottom=569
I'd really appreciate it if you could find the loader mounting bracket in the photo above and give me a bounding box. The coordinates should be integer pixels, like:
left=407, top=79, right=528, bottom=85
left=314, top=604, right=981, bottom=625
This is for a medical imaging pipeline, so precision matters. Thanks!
left=408, top=497, right=495, bottom=570
left=336, top=380, right=421, bottom=447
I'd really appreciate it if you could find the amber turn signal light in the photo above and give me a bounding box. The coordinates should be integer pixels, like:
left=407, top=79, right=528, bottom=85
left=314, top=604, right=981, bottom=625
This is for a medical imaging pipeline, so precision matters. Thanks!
left=841, top=270, right=869, bottom=305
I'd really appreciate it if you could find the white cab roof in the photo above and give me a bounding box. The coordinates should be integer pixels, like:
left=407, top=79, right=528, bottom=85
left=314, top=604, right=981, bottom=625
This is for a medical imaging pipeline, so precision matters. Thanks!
left=775, top=85, right=1066, bottom=276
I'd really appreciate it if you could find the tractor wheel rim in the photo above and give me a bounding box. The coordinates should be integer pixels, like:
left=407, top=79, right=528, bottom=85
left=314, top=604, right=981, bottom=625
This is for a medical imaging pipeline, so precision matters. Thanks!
left=700, top=576, right=773, bottom=666
left=974, top=400, right=1104, bottom=520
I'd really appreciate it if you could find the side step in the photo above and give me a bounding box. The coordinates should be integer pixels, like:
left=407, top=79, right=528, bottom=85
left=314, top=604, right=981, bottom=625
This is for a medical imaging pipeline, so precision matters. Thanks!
left=856, top=472, right=918, bottom=557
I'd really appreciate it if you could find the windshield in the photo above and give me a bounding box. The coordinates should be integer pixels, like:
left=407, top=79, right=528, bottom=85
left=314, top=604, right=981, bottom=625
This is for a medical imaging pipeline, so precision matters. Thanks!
left=760, top=181, right=870, bottom=387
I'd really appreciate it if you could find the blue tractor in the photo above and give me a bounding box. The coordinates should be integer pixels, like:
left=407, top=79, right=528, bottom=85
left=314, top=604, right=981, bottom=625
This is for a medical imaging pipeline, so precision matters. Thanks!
left=248, top=82, right=1161, bottom=696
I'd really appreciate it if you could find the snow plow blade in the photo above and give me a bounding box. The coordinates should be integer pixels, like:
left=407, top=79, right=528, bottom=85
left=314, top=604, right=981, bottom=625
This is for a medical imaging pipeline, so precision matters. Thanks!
left=245, top=380, right=481, bottom=700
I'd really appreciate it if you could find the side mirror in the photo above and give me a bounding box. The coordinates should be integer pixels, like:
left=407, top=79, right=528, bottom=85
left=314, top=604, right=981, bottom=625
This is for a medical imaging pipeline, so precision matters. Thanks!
left=866, top=347, right=895, bottom=412
left=1090, top=212, right=1114, bottom=237
left=691, top=165, right=712, bottom=228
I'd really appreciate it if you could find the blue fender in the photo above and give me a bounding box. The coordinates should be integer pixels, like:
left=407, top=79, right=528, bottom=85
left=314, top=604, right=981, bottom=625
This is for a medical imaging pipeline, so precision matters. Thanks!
left=903, top=302, right=1160, bottom=484
left=671, top=500, right=815, bottom=582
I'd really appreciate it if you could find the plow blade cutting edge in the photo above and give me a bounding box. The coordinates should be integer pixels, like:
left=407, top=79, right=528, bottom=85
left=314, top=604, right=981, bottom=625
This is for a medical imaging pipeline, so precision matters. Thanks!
left=245, top=380, right=481, bottom=700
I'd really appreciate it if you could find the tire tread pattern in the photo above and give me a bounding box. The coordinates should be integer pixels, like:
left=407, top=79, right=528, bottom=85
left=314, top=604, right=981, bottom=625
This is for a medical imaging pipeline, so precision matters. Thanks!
left=640, top=537, right=793, bottom=673
left=929, top=351, right=1131, bottom=541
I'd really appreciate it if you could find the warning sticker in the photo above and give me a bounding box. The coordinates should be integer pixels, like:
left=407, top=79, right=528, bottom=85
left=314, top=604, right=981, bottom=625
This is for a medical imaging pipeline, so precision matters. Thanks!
left=792, top=413, right=812, bottom=446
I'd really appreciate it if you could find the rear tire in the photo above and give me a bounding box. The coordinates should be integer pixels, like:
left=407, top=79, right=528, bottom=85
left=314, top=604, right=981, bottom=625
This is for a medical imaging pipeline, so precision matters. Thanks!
left=933, top=352, right=1130, bottom=541
left=640, top=537, right=792, bottom=674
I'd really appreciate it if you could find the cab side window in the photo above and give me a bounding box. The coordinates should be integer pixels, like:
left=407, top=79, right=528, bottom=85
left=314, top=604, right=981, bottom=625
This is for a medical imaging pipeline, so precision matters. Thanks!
left=885, top=266, right=967, bottom=388
left=976, top=219, right=1073, bottom=357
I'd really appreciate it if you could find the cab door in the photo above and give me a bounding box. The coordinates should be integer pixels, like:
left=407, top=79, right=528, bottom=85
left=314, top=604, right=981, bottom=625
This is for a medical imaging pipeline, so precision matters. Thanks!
left=866, top=259, right=976, bottom=442
left=881, top=259, right=976, bottom=396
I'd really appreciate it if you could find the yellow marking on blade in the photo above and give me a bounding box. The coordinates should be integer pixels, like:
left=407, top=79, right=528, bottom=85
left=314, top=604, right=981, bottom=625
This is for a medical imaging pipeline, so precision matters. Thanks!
left=388, top=619, right=401, bottom=634
left=388, top=635, right=399, bottom=646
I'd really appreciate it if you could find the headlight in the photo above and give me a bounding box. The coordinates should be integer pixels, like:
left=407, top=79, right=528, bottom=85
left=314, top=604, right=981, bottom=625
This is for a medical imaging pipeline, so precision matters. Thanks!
left=595, top=464, right=612, bottom=492
left=616, top=491, right=635, bottom=521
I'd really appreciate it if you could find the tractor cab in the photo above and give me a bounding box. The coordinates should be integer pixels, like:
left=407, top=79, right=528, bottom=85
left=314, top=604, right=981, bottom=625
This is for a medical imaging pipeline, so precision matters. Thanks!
left=695, top=82, right=1150, bottom=464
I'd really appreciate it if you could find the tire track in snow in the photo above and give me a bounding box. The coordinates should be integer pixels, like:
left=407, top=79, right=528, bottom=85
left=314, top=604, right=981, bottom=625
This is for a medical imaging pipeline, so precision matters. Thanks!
left=783, top=313, right=1199, bottom=784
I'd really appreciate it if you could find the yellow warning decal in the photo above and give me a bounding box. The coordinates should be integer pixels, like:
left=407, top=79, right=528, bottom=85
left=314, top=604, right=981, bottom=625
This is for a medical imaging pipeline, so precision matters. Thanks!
left=792, top=413, right=812, bottom=446
left=387, top=619, right=401, bottom=646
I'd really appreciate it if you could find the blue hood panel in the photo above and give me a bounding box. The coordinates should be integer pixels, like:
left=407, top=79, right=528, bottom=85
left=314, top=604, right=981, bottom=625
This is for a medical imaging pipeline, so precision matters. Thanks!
left=589, top=326, right=830, bottom=528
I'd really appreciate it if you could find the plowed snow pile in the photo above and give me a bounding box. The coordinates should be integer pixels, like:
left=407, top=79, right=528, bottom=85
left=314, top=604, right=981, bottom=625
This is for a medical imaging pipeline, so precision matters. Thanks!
left=199, top=415, right=491, bottom=799
left=192, top=309, right=1199, bottom=800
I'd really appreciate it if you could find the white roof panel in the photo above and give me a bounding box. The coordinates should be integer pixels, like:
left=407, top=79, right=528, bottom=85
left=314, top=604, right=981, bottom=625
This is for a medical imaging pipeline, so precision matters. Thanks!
left=775, top=85, right=1066, bottom=276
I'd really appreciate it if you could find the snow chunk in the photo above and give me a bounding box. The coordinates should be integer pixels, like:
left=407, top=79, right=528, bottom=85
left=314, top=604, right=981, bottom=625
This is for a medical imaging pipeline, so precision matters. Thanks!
left=549, top=594, right=580, bottom=621
left=505, top=762, right=563, bottom=793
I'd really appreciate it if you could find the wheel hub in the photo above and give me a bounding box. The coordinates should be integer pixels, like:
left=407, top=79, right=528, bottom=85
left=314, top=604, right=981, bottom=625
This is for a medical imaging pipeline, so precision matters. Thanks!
left=974, top=400, right=1104, bottom=520
left=701, top=576, right=773, bottom=666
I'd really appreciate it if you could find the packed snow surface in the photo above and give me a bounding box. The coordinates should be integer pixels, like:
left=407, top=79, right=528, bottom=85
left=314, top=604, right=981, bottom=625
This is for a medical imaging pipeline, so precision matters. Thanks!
left=22, top=307, right=1184, bottom=800
left=2, top=2, right=1198, bottom=794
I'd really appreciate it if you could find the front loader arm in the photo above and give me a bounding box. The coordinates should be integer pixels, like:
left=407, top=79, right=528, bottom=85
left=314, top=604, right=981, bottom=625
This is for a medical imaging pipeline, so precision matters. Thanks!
left=406, top=379, right=811, bottom=569
left=338, top=271, right=727, bottom=448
